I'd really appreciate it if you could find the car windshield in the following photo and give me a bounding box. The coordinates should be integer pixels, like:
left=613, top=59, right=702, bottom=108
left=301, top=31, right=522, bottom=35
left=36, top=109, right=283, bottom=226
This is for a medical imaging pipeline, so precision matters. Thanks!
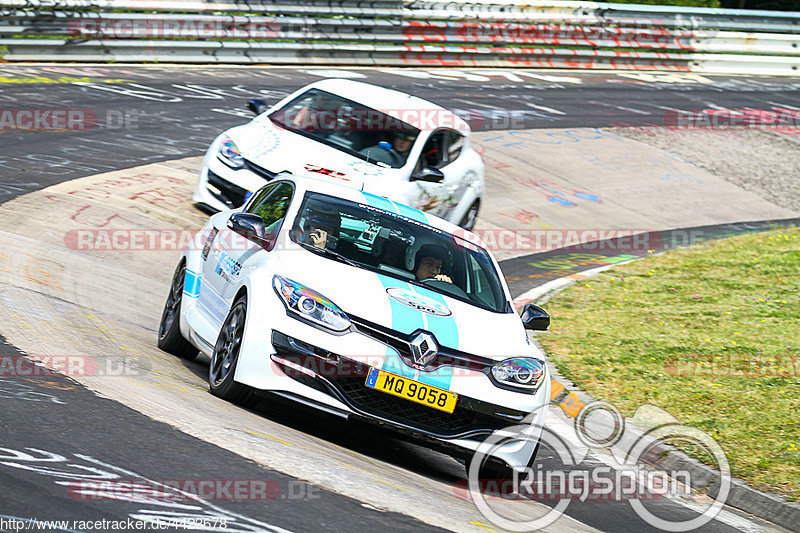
left=268, top=89, right=420, bottom=169
left=290, top=192, right=512, bottom=314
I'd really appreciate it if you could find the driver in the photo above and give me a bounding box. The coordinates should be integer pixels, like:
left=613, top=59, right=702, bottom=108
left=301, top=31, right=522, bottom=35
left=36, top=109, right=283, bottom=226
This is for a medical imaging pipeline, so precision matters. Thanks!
left=302, top=209, right=339, bottom=250
left=414, top=244, right=452, bottom=284
left=359, top=132, right=416, bottom=167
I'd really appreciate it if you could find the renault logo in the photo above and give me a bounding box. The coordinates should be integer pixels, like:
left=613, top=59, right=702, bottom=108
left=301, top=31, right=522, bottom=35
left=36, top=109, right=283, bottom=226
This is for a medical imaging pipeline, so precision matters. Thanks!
left=409, top=331, right=438, bottom=366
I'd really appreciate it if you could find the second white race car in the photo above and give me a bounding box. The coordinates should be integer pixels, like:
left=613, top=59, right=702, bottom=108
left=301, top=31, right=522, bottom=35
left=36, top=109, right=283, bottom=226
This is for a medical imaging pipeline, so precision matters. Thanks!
left=194, top=79, right=485, bottom=230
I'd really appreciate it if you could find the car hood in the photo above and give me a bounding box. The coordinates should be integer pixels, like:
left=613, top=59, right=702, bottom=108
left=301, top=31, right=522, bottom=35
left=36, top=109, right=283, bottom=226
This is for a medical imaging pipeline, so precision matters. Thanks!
left=274, top=245, right=538, bottom=360
left=233, top=120, right=408, bottom=190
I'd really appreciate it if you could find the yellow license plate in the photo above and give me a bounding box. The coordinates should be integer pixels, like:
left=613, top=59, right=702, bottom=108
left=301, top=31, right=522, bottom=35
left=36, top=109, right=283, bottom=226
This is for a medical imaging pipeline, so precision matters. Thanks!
left=365, top=367, right=458, bottom=413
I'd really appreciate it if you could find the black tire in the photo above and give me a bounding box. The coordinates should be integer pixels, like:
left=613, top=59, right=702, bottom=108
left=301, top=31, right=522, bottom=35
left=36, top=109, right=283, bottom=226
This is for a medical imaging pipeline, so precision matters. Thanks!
left=477, top=442, right=540, bottom=480
left=157, top=262, right=198, bottom=360
left=459, top=200, right=480, bottom=231
left=208, top=296, right=259, bottom=407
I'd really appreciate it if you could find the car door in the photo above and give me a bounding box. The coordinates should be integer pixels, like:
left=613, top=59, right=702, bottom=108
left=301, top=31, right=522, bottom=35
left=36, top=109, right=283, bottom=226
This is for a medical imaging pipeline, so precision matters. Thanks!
left=409, top=129, right=469, bottom=220
left=199, top=182, right=294, bottom=325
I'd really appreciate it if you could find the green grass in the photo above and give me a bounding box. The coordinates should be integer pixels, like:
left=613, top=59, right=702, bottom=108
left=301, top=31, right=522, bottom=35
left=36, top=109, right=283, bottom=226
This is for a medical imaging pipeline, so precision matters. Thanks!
left=538, top=226, right=800, bottom=500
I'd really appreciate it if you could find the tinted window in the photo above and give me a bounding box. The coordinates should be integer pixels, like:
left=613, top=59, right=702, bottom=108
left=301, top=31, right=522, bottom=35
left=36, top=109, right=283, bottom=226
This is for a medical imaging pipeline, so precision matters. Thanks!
left=268, top=89, right=420, bottom=169
left=465, top=254, right=499, bottom=311
left=248, top=182, right=293, bottom=233
left=447, top=130, right=464, bottom=162
left=244, top=183, right=278, bottom=212
left=420, top=131, right=446, bottom=169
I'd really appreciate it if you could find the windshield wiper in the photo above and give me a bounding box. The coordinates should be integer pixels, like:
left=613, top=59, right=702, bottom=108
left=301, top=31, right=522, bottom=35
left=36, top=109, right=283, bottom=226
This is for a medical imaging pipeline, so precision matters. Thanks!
left=297, top=241, right=360, bottom=268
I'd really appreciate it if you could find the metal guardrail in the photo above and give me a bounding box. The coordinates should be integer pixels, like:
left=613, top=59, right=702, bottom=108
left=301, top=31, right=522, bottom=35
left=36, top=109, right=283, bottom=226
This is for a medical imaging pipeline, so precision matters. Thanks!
left=0, top=1, right=798, bottom=74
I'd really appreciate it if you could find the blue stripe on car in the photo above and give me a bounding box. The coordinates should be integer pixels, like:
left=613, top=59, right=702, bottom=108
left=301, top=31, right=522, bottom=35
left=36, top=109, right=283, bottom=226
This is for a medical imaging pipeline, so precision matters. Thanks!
left=409, top=285, right=459, bottom=351
left=406, top=283, right=457, bottom=390
left=360, top=192, right=399, bottom=214
left=184, top=269, right=200, bottom=298
left=393, top=202, right=429, bottom=225
left=359, top=191, right=429, bottom=225
left=377, top=274, right=455, bottom=390
left=377, top=274, right=422, bottom=380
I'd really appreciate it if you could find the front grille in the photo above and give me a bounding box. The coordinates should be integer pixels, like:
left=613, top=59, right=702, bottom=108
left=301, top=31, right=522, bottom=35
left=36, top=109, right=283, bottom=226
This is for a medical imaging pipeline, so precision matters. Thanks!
left=349, top=315, right=492, bottom=374
left=330, top=373, right=508, bottom=438
left=206, top=169, right=248, bottom=208
left=271, top=330, right=520, bottom=439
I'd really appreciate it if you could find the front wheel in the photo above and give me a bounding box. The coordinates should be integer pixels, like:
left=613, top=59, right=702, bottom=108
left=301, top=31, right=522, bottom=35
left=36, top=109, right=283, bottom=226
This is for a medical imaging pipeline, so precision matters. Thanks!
left=157, top=262, right=198, bottom=360
left=209, top=296, right=259, bottom=407
left=459, top=200, right=480, bottom=231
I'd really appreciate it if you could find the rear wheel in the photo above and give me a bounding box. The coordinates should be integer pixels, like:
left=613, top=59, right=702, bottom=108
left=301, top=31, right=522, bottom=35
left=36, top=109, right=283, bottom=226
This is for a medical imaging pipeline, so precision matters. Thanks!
left=157, top=262, right=198, bottom=360
left=459, top=200, right=480, bottom=231
left=209, top=296, right=259, bottom=407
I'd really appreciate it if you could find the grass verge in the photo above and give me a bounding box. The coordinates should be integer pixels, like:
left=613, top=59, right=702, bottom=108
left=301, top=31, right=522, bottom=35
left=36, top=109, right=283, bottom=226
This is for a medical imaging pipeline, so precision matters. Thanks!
left=537, top=226, right=800, bottom=501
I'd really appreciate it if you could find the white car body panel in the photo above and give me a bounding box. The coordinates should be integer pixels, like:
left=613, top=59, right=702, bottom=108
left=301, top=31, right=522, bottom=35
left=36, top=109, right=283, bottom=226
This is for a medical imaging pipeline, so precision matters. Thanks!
left=178, top=176, right=544, bottom=471
left=194, top=79, right=484, bottom=228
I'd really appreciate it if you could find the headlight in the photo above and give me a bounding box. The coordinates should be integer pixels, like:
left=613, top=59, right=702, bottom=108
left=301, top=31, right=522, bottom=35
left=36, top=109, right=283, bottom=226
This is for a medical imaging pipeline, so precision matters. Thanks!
left=273, top=275, right=351, bottom=332
left=217, top=134, right=245, bottom=169
left=491, top=357, right=545, bottom=390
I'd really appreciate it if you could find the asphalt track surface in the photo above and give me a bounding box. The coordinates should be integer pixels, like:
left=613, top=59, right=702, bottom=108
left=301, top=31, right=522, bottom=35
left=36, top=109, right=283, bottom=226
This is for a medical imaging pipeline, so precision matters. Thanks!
left=2, top=65, right=800, bottom=203
left=0, top=338, right=447, bottom=533
left=1, top=66, right=798, bottom=532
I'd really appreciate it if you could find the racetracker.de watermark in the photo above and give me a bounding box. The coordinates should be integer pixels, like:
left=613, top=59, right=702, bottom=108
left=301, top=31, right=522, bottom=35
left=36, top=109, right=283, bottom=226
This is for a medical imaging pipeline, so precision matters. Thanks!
left=0, top=517, right=228, bottom=531
left=664, top=108, right=800, bottom=129
left=666, top=353, right=799, bottom=377
left=64, top=228, right=712, bottom=253
left=0, top=109, right=141, bottom=131
left=274, top=106, right=525, bottom=131
left=66, top=478, right=320, bottom=502
left=0, top=355, right=143, bottom=377
left=67, top=17, right=281, bottom=39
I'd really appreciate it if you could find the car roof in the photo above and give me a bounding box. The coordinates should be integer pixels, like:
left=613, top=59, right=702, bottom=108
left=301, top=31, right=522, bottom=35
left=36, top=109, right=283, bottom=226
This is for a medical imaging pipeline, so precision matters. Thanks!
left=304, top=79, right=470, bottom=134
left=284, top=173, right=469, bottom=236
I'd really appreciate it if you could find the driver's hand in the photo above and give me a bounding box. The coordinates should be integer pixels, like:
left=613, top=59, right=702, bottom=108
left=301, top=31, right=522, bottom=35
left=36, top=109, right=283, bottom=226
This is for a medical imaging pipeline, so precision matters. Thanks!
left=309, top=229, right=328, bottom=249
left=434, top=274, right=452, bottom=283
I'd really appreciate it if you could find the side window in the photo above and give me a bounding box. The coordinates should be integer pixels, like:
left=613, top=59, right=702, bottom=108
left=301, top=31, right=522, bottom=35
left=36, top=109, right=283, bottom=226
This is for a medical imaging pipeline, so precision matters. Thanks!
left=247, top=182, right=294, bottom=234
left=466, top=254, right=500, bottom=309
left=244, top=183, right=278, bottom=212
left=446, top=130, right=464, bottom=162
left=419, top=131, right=446, bottom=169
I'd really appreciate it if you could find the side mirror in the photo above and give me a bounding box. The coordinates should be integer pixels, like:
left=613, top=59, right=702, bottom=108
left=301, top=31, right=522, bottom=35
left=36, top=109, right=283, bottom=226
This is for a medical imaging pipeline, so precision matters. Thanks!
left=520, top=303, right=550, bottom=331
left=410, top=167, right=444, bottom=183
left=227, top=213, right=273, bottom=250
left=247, top=98, right=269, bottom=115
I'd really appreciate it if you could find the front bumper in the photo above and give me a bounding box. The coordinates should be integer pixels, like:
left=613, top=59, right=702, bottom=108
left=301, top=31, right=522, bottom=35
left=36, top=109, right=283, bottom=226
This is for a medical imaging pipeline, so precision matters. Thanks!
left=194, top=154, right=279, bottom=212
left=271, top=330, right=525, bottom=440
left=267, top=328, right=549, bottom=470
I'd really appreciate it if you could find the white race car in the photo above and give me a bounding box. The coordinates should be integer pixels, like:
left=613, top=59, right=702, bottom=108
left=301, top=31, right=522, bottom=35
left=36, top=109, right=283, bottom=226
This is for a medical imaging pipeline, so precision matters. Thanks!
left=194, top=79, right=484, bottom=230
left=164, top=174, right=548, bottom=476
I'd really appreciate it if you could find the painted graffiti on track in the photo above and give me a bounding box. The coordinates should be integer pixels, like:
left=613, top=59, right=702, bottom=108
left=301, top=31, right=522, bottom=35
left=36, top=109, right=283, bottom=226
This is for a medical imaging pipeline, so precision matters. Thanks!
left=0, top=446, right=293, bottom=532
